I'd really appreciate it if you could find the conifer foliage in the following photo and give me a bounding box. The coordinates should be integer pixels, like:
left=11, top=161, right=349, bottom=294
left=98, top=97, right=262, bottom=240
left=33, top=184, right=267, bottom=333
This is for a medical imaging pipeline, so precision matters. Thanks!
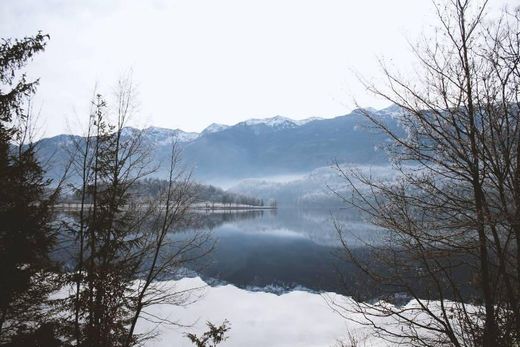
left=0, top=33, right=61, bottom=345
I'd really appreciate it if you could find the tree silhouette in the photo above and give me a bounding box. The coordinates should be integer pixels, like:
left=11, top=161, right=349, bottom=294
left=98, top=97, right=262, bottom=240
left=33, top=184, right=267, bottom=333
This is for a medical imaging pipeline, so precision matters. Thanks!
left=0, top=33, right=62, bottom=345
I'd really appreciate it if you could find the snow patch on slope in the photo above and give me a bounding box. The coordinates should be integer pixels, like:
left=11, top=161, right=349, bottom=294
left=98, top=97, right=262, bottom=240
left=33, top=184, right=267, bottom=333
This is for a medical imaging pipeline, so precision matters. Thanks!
left=142, top=127, right=199, bottom=144
left=237, top=115, right=324, bottom=129
left=202, top=123, right=230, bottom=134
left=238, top=115, right=297, bottom=128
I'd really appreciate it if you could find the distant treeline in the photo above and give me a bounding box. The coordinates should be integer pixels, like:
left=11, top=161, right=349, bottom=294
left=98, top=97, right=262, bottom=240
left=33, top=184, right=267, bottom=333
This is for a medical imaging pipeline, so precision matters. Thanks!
left=190, top=181, right=269, bottom=206
left=60, top=178, right=273, bottom=207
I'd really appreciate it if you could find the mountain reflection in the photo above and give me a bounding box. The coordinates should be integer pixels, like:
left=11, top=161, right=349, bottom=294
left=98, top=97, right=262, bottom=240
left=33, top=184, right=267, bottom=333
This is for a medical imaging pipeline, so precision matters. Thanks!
left=56, top=208, right=474, bottom=300
left=177, top=208, right=474, bottom=301
left=183, top=207, right=385, bottom=248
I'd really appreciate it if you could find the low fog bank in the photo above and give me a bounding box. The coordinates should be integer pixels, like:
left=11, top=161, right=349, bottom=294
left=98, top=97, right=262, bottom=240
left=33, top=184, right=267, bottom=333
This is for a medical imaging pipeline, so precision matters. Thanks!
left=200, top=173, right=307, bottom=190
left=226, top=164, right=400, bottom=208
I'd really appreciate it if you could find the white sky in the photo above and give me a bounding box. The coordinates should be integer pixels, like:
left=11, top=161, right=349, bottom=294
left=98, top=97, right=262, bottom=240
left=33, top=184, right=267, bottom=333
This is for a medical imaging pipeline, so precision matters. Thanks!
left=0, top=0, right=511, bottom=136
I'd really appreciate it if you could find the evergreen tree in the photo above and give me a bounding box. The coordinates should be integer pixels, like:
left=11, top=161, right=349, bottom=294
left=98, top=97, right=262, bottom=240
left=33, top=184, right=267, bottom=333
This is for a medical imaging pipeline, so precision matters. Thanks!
left=67, top=79, right=204, bottom=347
left=0, top=33, right=60, bottom=345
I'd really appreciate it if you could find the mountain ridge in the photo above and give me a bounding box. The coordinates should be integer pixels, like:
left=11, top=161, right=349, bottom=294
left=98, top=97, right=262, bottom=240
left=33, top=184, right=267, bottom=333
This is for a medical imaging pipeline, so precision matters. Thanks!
left=39, top=105, right=399, bottom=144
left=35, top=106, right=403, bottom=185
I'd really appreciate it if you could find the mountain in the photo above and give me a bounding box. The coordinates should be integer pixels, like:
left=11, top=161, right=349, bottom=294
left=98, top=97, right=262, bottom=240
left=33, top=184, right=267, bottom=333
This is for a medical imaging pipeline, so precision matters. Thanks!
left=176, top=107, right=401, bottom=181
left=201, top=123, right=229, bottom=135
left=140, top=127, right=199, bottom=144
left=35, top=106, right=403, bottom=185
left=235, top=115, right=323, bottom=129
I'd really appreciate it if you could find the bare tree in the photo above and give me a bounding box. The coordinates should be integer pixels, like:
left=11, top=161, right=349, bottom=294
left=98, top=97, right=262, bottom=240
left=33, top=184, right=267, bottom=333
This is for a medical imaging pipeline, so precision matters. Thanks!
left=123, top=141, right=214, bottom=346
left=332, top=1, right=520, bottom=346
left=66, top=78, right=157, bottom=346
left=62, top=76, right=213, bottom=347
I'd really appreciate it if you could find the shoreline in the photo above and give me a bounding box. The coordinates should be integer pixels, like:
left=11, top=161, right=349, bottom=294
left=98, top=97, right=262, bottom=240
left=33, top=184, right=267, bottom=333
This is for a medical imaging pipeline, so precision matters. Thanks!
left=54, top=202, right=276, bottom=212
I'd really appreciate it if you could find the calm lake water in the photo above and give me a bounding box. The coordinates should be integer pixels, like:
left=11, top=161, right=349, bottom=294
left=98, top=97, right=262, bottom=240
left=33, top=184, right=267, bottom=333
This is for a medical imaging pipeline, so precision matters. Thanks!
left=180, top=208, right=387, bottom=296
left=56, top=207, right=475, bottom=300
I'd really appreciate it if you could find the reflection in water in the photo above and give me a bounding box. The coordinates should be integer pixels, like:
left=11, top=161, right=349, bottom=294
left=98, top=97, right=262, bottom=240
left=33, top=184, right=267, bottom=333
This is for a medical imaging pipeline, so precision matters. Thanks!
left=176, top=208, right=391, bottom=296
left=55, top=208, right=475, bottom=300
left=185, top=209, right=268, bottom=232
left=184, top=207, right=386, bottom=248
left=178, top=208, right=476, bottom=301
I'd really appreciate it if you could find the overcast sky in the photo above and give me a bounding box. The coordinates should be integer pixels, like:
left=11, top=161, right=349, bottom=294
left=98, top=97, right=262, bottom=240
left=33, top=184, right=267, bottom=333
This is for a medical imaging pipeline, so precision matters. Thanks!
left=0, top=0, right=511, bottom=136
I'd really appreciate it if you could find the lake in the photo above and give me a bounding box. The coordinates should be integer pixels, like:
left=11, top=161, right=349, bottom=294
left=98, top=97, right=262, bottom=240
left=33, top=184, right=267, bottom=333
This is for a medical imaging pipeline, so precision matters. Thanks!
left=56, top=207, right=476, bottom=301
left=177, top=208, right=387, bottom=297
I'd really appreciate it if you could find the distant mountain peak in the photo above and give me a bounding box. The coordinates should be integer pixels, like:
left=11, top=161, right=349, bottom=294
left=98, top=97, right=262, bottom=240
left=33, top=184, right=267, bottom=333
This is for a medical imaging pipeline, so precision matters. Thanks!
left=349, top=104, right=404, bottom=119
left=236, top=115, right=324, bottom=129
left=239, top=115, right=296, bottom=128
left=141, top=126, right=199, bottom=143
left=202, top=123, right=229, bottom=134
left=377, top=104, right=404, bottom=118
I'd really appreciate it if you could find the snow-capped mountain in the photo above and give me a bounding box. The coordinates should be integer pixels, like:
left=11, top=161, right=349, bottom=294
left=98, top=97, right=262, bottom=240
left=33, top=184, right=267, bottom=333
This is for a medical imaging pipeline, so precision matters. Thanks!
left=140, top=126, right=198, bottom=144
left=235, top=115, right=324, bottom=129
left=238, top=116, right=298, bottom=129
left=131, top=115, right=327, bottom=141
left=201, top=123, right=229, bottom=135
left=135, top=115, right=331, bottom=141
left=35, top=105, right=403, bottom=183
left=376, top=104, right=404, bottom=119
left=120, top=126, right=198, bottom=144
